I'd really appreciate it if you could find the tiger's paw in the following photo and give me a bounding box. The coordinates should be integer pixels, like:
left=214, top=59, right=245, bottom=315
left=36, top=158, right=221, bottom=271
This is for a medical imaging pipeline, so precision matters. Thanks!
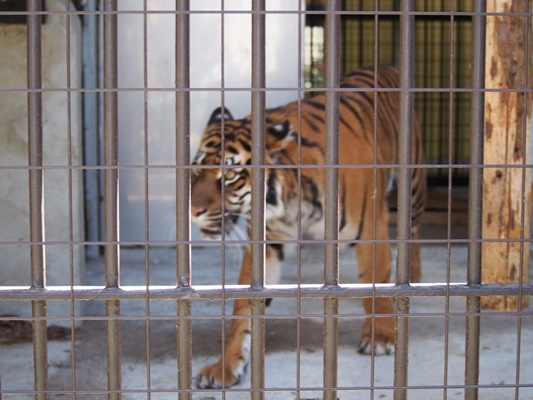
left=358, top=317, right=395, bottom=356
left=357, top=339, right=394, bottom=356
left=196, top=359, right=248, bottom=389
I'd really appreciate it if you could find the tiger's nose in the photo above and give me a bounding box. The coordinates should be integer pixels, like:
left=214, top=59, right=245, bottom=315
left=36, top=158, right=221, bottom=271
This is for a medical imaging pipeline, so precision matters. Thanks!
left=191, top=207, right=206, bottom=218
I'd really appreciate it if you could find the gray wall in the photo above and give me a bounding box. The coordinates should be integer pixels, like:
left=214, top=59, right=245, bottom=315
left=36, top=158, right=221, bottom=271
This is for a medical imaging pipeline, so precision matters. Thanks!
left=115, top=0, right=302, bottom=243
left=0, top=0, right=84, bottom=320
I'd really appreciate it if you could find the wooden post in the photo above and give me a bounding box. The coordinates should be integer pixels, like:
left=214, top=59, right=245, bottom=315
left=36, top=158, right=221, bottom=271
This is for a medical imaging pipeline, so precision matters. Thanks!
left=482, top=0, right=532, bottom=310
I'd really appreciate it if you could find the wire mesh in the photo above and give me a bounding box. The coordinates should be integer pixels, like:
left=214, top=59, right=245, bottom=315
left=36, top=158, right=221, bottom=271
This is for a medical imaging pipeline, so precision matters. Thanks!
left=0, top=1, right=532, bottom=400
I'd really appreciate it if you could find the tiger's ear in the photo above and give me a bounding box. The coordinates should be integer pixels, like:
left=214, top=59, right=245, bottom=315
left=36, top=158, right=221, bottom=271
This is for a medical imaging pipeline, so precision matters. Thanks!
left=266, top=120, right=295, bottom=152
left=208, top=107, right=234, bottom=125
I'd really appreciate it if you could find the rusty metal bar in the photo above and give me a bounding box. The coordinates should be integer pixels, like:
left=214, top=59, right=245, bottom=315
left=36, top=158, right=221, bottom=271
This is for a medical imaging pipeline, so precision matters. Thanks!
left=465, top=2, right=486, bottom=400
left=1, top=282, right=533, bottom=301
left=64, top=0, right=78, bottom=394
left=82, top=0, right=100, bottom=259
left=27, top=1, right=48, bottom=399
left=251, top=0, right=266, bottom=289
left=141, top=1, right=153, bottom=398
left=251, top=1, right=266, bottom=398
left=102, top=1, right=121, bottom=399
left=175, top=1, right=192, bottom=399
left=394, top=1, right=415, bottom=399
left=323, top=1, right=340, bottom=399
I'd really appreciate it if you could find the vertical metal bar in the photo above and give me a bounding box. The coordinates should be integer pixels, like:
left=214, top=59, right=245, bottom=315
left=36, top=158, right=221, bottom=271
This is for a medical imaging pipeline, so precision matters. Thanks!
left=444, top=3, right=457, bottom=400
left=175, top=2, right=192, bottom=399
left=296, top=4, right=303, bottom=399
left=465, top=2, right=486, bottom=399
left=142, top=2, right=152, bottom=399
left=251, top=1, right=266, bottom=399
left=82, top=0, right=101, bottom=259
left=102, top=1, right=121, bottom=399
left=515, top=6, right=531, bottom=400
left=219, top=1, right=228, bottom=394
left=323, top=1, right=340, bottom=400
left=394, top=1, right=415, bottom=399
left=27, top=1, right=48, bottom=399
left=65, top=1, right=78, bottom=396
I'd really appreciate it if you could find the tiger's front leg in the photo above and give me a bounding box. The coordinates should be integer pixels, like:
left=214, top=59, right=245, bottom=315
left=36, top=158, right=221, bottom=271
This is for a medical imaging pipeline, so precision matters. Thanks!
left=355, top=211, right=395, bottom=356
left=196, top=247, right=252, bottom=389
left=196, top=244, right=283, bottom=389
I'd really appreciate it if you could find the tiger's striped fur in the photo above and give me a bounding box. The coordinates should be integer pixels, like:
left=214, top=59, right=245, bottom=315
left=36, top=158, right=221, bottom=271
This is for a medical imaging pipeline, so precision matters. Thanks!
left=191, top=65, right=426, bottom=388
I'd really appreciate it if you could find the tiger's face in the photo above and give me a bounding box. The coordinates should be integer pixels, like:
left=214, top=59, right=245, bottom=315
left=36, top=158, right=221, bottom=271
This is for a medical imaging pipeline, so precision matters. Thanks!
left=191, top=107, right=294, bottom=240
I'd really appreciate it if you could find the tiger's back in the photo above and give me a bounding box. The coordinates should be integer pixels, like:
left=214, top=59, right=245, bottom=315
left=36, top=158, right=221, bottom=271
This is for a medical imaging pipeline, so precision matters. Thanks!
left=242, top=65, right=425, bottom=243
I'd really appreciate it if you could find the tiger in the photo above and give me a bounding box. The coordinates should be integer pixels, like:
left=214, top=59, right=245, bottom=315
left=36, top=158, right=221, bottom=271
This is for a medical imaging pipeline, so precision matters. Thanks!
left=191, top=65, right=426, bottom=389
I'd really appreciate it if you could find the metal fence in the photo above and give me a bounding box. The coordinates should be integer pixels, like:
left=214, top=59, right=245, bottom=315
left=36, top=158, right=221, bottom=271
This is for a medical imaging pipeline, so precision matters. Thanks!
left=0, top=1, right=532, bottom=400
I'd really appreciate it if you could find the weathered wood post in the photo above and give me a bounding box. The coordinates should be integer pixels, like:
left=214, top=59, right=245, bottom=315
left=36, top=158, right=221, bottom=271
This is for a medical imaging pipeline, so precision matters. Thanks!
left=482, top=0, right=532, bottom=310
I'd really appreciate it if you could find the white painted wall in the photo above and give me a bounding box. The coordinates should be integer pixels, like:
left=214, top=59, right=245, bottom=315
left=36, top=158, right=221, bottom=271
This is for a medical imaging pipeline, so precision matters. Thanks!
left=0, top=1, right=84, bottom=319
left=116, top=0, right=302, bottom=242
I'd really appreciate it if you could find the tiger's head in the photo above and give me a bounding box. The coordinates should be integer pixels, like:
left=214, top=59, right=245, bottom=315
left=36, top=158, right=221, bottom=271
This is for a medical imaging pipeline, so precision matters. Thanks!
left=191, top=107, right=294, bottom=239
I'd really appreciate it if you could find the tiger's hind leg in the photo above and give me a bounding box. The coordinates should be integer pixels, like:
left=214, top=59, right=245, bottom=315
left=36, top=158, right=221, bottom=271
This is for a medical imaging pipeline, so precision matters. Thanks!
left=196, top=243, right=283, bottom=389
left=410, top=223, right=422, bottom=283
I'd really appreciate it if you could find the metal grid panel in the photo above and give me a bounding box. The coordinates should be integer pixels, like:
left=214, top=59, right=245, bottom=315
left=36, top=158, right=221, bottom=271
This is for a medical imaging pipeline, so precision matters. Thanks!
left=0, top=1, right=532, bottom=400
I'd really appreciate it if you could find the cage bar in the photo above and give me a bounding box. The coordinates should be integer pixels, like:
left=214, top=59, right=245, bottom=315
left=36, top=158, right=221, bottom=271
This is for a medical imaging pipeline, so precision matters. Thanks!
left=323, top=1, right=340, bottom=400
left=464, top=2, right=486, bottom=399
left=27, top=1, right=48, bottom=399
left=250, top=1, right=267, bottom=398
left=175, top=1, right=193, bottom=398
left=81, top=0, right=100, bottom=259
left=102, top=1, right=122, bottom=398
left=141, top=1, right=153, bottom=397
left=394, top=1, right=415, bottom=399
left=64, top=0, right=78, bottom=394
left=1, top=3, right=532, bottom=399
left=2, top=281, right=533, bottom=301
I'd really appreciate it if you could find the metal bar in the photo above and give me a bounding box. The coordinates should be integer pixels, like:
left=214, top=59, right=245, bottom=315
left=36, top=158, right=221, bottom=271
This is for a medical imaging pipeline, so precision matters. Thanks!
left=444, top=2, right=458, bottom=399
left=465, top=2, right=486, bottom=399
left=1, top=282, right=533, bottom=301
left=142, top=1, right=152, bottom=398
left=396, top=0, right=415, bottom=286
left=219, top=0, right=228, bottom=392
left=175, top=1, right=192, bottom=399
left=82, top=0, right=101, bottom=259
left=296, top=2, right=304, bottom=398
left=27, top=0, right=45, bottom=295
left=64, top=0, right=78, bottom=394
left=102, top=1, right=121, bottom=399
left=251, top=1, right=266, bottom=398
left=251, top=0, right=266, bottom=289
left=323, top=1, right=340, bottom=399
left=394, top=1, right=415, bottom=399
left=27, top=1, right=48, bottom=399
left=515, top=5, right=532, bottom=400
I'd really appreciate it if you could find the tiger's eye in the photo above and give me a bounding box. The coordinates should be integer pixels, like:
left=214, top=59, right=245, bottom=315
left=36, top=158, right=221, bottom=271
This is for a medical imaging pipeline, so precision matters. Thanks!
left=225, top=170, right=236, bottom=180
left=224, top=169, right=240, bottom=185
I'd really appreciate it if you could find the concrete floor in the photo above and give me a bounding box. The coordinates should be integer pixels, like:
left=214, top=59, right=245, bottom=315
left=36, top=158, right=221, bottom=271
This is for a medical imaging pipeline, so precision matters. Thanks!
left=1, top=239, right=532, bottom=399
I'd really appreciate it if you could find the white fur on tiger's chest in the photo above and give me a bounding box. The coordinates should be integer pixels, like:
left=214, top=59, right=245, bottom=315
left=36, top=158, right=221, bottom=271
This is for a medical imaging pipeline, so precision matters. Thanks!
left=264, top=178, right=360, bottom=243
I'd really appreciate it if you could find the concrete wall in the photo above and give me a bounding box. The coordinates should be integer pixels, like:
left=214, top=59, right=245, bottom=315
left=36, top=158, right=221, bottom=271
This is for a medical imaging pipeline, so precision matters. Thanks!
left=0, top=0, right=84, bottom=321
left=115, top=0, right=302, bottom=243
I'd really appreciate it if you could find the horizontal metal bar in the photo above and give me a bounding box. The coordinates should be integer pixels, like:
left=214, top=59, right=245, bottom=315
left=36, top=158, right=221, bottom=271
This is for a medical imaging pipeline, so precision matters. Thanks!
left=3, top=237, right=532, bottom=248
left=1, top=309, right=531, bottom=323
left=5, top=162, right=533, bottom=172
left=2, top=87, right=532, bottom=95
left=5, top=86, right=533, bottom=94
left=4, top=382, right=533, bottom=396
left=6, top=383, right=533, bottom=395
left=1, top=9, right=529, bottom=17
left=1, top=283, right=532, bottom=301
